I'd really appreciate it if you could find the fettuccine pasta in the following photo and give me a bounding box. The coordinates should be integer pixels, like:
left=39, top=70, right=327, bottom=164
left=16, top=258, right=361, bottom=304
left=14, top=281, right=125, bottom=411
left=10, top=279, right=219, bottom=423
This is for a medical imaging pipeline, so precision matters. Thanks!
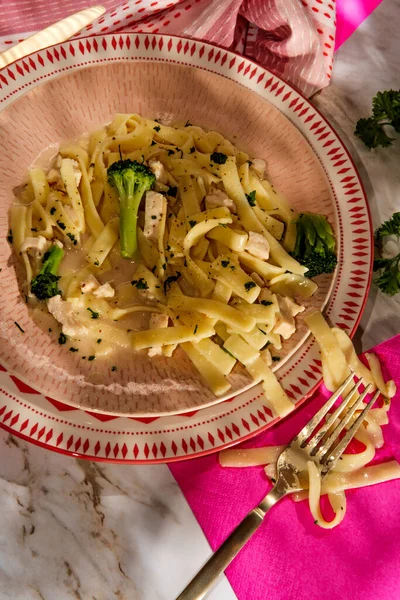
left=10, top=113, right=327, bottom=415
left=220, top=311, right=398, bottom=528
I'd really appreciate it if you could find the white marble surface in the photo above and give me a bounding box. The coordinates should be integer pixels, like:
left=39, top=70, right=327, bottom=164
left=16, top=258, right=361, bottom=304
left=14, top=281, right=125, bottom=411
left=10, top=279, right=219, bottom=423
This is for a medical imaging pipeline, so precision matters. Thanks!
left=1, top=2, right=400, bottom=599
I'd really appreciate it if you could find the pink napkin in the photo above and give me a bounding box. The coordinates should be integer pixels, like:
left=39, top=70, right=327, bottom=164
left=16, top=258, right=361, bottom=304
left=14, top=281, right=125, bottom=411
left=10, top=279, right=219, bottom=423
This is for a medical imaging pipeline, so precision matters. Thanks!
left=0, top=0, right=335, bottom=97
left=170, top=334, right=400, bottom=600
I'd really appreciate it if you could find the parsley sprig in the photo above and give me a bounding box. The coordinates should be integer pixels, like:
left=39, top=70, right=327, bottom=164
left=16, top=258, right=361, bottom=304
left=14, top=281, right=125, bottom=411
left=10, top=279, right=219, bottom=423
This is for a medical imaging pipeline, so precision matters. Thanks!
left=355, top=90, right=400, bottom=149
left=373, top=212, right=400, bottom=296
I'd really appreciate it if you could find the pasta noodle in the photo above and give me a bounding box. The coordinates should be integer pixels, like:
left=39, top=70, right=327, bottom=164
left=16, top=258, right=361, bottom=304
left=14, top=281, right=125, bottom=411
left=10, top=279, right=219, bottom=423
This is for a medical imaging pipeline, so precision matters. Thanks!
left=220, top=311, right=398, bottom=528
left=10, top=113, right=332, bottom=416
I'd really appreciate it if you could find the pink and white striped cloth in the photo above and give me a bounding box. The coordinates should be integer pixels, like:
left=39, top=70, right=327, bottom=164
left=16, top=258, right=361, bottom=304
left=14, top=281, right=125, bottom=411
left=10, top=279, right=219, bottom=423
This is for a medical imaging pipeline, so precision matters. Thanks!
left=0, top=0, right=337, bottom=97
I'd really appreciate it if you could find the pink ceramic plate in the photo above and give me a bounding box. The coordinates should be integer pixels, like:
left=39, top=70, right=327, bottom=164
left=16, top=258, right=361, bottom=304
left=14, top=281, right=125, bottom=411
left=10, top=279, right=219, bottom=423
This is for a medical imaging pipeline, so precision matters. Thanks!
left=0, top=34, right=372, bottom=461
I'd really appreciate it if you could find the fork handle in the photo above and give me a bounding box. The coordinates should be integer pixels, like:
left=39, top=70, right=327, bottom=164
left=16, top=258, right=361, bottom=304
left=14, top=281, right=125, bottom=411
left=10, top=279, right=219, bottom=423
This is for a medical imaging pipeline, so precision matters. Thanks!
left=176, top=508, right=265, bottom=600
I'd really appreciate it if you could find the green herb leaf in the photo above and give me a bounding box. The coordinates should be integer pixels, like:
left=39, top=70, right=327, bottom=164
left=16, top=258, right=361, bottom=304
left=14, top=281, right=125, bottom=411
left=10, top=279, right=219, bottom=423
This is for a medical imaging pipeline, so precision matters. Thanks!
left=87, top=307, right=99, bottom=319
left=210, top=152, right=228, bottom=164
left=164, top=272, right=182, bottom=293
left=14, top=321, right=25, bottom=333
left=244, top=281, right=256, bottom=292
left=246, top=190, right=256, bottom=206
left=131, top=278, right=149, bottom=290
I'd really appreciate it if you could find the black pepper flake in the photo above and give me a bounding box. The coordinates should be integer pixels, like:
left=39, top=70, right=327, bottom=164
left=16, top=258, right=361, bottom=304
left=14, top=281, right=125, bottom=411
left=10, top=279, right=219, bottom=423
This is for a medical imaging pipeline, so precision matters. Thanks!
left=260, top=300, right=272, bottom=306
left=88, top=355, right=95, bottom=361
left=50, top=207, right=56, bottom=215
left=69, top=347, right=78, bottom=352
left=56, top=221, right=66, bottom=230
left=111, top=366, right=117, bottom=371
left=153, top=125, right=161, bottom=132
left=58, top=333, right=67, bottom=345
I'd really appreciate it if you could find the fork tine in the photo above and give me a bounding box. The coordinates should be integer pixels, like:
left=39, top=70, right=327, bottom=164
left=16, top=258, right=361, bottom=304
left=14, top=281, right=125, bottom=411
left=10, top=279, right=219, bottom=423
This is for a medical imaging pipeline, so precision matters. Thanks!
left=307, top=379, right=363, bottom=452
left=295, top=372, right=355, bottom=446
left=321, top=389, right=380, bottom=472
left=313, top=383, right=372, bottom=457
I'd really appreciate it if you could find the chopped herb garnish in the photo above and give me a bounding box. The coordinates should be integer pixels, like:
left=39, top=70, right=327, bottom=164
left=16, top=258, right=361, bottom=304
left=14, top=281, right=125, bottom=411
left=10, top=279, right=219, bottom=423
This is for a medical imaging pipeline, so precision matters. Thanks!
left=94, top=260, right=100, bottom=267
left=184, top=120, right=192, bottom=127
left=189, top=147, right=195, bottom=154
left=314, top=519, right=319, bottom=525
left=111, top=365, right=117, bottom=371
left=14, top=321, right=25, bottom=333
left=7, top=230, right=13, bottom=243
left=229, top=265, right=236, bottom=271
left=151, top=265, right=156, bottom=274
left=48, top=328, right=52, bottom=332
left=189, top=220, right=197, bottom=228
left=210, top=152, right=228, bottom=164
left=131, top=278, right=149, bottom=290
left=56, top=221, right=66, bottom=230
left=272, top=356, right=280, bottom=362
left=246, top=190, right=256, bottom=206
left=50, top=207, right=56, bottom=215
left=219, top=223, right=227, bottom=228
left=97, top=339, right=102, bottom=344
left=221, top=260, right=230, bottom=268
left=151, top=215, right=157, bottom=220
left=194, top=324, right=198, bottom=334
left=164, top=272, right=182, bottom=293
left=58, top=333, right=67, bottom=345
left=87, top=308, right=99, bottom=319
left=151, top=140, right=156, bottom=146
left=222, top=347, right=236, bottom=359
left=69, top=347, right=78, bottom=352
left=260, top=300, right=273, bottom=306
left=258, top=328, right=267, bottom=335
left=244, top=281, right=256, bottom=292
left=88, top=355, right=95, bottom=361
left=153, top=125, right=161, bottom=132
left=247, top=160, right=253, bottom=166
left=168, top=186, right=177, bottom=197
left=31, top=228, right=37, bottom=232
left=67, top=232, right=77, bottom=245
left=167, top=149, right=175, bottom=156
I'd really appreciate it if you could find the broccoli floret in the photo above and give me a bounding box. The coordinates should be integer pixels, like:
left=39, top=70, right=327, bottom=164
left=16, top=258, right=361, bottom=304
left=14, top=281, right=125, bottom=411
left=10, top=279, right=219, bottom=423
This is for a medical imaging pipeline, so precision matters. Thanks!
left=107, top=159, right=156, bottom=258
left=31, top=245, right=64, bottom=300
left=291, top=213, right=337, bottom=279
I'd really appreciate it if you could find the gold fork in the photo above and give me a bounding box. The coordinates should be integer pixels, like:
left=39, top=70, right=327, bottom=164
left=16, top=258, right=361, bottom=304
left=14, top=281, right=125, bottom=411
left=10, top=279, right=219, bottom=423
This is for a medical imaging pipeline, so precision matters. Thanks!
left=177, top=373, right=379, bottom=600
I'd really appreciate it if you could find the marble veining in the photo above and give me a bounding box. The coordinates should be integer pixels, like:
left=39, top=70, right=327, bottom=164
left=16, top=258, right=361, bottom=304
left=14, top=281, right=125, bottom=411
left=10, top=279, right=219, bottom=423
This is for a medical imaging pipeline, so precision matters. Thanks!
left=1, top=1, right=399, bottom=599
